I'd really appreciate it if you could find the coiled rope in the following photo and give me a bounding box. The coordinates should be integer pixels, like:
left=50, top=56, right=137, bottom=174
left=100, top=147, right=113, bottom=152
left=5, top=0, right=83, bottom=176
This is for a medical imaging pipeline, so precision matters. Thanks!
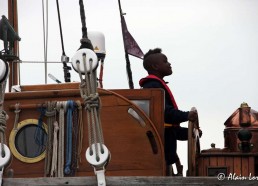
left=64, top=100, right=75, bottom=175
left=50, top=121, right=59, bottom=177
left=70, top=101, right=79, bottom=175
left=34, top=106, right=46, bottom=157
left=76, top=100, right=83, bottom=167
left=56, top=101, right=66, bottom=177
left=44, top=101, right=56, bottom=176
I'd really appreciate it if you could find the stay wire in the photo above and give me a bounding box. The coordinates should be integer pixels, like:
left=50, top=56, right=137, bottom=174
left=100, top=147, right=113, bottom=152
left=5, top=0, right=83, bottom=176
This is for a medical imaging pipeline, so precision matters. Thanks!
left=56, top=0, right=66, bottom=56
left=42, top=0, right=48, bottom=84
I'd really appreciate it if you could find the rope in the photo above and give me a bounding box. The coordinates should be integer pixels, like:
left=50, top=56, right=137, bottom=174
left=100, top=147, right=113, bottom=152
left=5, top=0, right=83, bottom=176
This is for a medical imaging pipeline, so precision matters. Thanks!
left=34, top=106, right=46, bottom=157
left=98, top=60, right=104, bottom=88
left=64, top=100, right=74, bottom=175
left=56, top=0, right=71, bottom=83
left=56, top=0, right=65, bottom=56
left=44, top=101, right=56, bottom=176
left=42, top=0, right=49, bottom=84
left=0, top=79, right=8, bottom=110
left=77, top=53, right=105, bottom=162
left=0, top=85, right=4, bottom=110
left=16, top=60, right=72, bottom=64
left=56, top=101, right=66, bottom=177
left=13, top=103, right=20, bottom=130
left=70, top=102, right=79, bottom=175
left=76, top=100, right=83, bottom=166
left=50, top=121, right=59, bottom=177
left=0, top=64, right=8, bottom=158
left=79, top=0, right=87, bottom=39
left=0, top=110, right=7, bottom=157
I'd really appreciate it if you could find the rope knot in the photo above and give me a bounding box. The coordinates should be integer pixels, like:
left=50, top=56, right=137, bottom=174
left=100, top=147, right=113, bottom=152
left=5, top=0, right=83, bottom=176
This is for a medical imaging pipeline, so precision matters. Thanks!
left=83, top=93, right=99, bottom=111
left=14, top=109, right=21, bottom=114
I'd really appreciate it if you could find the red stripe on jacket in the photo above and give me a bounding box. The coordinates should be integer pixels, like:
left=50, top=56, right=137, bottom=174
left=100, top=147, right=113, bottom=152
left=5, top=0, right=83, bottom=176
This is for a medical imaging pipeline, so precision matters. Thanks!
left=139, top=75, right=178, bottom=109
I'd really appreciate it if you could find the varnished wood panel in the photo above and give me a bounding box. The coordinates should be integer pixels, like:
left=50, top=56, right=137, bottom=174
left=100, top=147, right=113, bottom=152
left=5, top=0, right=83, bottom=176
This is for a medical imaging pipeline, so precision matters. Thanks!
left=241, top=157, right=249, bottom=176
left=3, top=86, right=165, bottom=177
left=217, top=157, right=225, bottom=166
left=225, top=156, right=234, bottom=175
left=249, top=157, right=255, bottom=176
left=233, top=157, right=241, bottom=176
left=113, top=89, right=165, bottom=143
left=198, top=154, right=256, bottom=176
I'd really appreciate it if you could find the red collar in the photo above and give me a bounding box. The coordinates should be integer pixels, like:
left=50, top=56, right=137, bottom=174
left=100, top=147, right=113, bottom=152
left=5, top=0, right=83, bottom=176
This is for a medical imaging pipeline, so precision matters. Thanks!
left=139, top=75, right=178, bottom=109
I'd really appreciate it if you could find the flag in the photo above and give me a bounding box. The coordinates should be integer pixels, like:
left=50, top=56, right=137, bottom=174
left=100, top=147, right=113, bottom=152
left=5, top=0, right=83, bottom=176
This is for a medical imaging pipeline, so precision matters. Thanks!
left=121, top=15, right=144, bottom=59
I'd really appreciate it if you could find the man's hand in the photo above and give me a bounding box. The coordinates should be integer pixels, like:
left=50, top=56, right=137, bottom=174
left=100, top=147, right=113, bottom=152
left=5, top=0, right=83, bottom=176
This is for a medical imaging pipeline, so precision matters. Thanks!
left=188, top=111, right=198, bottom=122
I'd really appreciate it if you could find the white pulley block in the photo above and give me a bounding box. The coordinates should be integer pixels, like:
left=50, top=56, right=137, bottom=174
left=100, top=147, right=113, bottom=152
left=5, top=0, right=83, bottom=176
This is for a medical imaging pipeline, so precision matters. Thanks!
left=72, top=48, right=98, bottom=74
left=86, top=143, right=109, bottom=166
left=0, top=144, right=11, bottom=168
left=0, top=59, right=9, bottom=83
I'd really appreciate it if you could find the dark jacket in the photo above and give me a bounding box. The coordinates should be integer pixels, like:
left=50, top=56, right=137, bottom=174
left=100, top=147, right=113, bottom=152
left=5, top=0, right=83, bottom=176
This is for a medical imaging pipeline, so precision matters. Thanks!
left=139, top=75, right=189, bottom=124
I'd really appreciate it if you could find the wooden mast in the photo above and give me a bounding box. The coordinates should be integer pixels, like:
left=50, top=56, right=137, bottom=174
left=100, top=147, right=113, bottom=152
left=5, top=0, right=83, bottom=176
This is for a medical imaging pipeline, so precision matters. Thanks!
left=7, top=0, right=19, bottom=91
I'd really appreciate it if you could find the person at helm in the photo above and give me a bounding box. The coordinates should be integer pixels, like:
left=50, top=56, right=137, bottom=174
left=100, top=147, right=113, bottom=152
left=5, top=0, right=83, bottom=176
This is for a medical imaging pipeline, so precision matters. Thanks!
left=139, top=48, right=198, bottom=176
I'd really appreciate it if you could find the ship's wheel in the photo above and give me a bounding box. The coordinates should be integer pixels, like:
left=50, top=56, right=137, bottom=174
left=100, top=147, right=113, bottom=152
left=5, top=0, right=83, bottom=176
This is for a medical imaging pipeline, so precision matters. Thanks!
left=187, top=107, right=201, bottom=176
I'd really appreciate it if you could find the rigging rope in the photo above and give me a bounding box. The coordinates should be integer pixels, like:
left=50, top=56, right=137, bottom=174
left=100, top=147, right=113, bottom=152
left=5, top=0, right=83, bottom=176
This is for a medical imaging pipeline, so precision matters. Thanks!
left=0, top=78, right=7, bottom=111
left=0, top=62, right=9, bottom=158
left=17, top=60, right=72, bottom=64
left=42, top=0, right=49, bottom=84
left=56, top=0, right=65, bottom=56
left=56, top=0, right=71, bottom=82
left=77, top=55, right=105, bottom=159
left=75, top=51, right=109, bottom=186
left=78, top=0, right=93, bottom=50
left=98, top=60, right=104, bottom=88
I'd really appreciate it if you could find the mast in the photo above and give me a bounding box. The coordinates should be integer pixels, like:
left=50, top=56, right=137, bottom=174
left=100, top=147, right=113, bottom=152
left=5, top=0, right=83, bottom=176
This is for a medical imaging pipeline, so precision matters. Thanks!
left=7, top=0, right=19, bottom=91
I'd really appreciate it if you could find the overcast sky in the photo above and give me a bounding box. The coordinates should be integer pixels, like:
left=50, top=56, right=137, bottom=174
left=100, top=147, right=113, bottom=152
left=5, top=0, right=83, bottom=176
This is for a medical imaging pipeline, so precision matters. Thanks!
left=1, top=0, right=258, bottom=173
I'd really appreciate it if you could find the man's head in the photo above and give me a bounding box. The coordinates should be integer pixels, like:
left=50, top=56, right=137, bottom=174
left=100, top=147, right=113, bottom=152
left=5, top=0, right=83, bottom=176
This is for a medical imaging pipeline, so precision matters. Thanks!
left=143, top=48, right=172, bottom=78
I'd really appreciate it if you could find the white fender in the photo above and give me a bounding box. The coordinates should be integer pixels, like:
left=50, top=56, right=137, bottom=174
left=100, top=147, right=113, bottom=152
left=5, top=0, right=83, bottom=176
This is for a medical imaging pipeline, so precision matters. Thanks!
left=0, top=59, right=9, bottom=83
left=0, top=144, right=11, bottom=168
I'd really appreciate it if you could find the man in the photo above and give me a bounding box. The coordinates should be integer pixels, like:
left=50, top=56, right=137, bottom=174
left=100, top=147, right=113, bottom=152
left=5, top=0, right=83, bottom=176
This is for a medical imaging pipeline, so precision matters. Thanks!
left=139, top=48, right=197, bottom=176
